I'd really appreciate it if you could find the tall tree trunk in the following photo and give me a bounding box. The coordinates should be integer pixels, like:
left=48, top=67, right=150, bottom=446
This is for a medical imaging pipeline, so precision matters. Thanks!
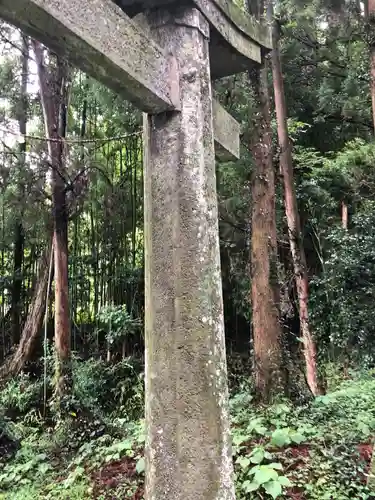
left=247, top=0, right=285, bottom=402
left=366, top=0, right=375, bottom=131
left=0, top=245, right=53, bottom=381
left=365, top=0, right=370, bottom=18
left=250, top=63, right=285, bottom=401
left=269, top=3, right=322, bottom=396
left=11, top=222, right=24, bottom=346
left=341, top=201, right=348, bottom=229
left=33, top=42, right=71, bottom=402
left=11, top=36, right=28, bottom=345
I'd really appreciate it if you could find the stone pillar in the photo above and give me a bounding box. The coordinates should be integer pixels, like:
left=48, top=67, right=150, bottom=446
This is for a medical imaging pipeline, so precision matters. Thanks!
left=143, top=6, right=235, bottom=500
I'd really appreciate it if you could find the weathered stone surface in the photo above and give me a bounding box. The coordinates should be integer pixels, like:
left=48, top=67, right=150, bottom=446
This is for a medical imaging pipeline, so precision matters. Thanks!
left=116, top=0, right=271, bottom=48
left=116, top=0, right=271, bottom=76
left=134, top=11, right=241, bottom=159
left=0, top=0, right=241, bottom=158
left=208, top=0, right=271, bottom=49
left=0, top=0, right=179, bottom=113
left=191, top=0, right=260, bottom=63
left=212, top=99, right=240, bottom=161
left=143, top=6, right=235, bottom=500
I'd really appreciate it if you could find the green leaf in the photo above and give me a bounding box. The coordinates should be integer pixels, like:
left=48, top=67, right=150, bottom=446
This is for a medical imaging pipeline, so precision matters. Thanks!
left=75, top=466, right=85, bottom=476
left=250, top=448, right=265, bottom=464
left=117, top=440, right=133, bottom=451
left=136, top=457, right=145, bottom=474
left=270, top=429, right=290, bottom=448
left=253, top=465, right=279, bottom=485
left=237, top=457, right=251, bottom=470
left=38, top=462, right=51, bottom=474
left=136, top=433, right=146, bottom=444
left=289, top=431, right=305, bottom=444
left=254, top=424, right=268, bottom=436
left=264, top=479, right=283, bottom=499
left=278, top=475, right=292, bottom=487
left=232, top=434, right=248, bottom=446
left=268, top=462, right=284, bottom=471
left=242, top=480, right=260, bottom=493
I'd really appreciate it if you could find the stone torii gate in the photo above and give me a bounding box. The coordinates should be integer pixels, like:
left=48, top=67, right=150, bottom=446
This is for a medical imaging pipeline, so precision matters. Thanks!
left=0, top=0, right=271, bottom=498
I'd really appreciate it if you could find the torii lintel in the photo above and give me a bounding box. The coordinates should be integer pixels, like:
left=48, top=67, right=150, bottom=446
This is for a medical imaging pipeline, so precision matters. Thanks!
left=0, top=0, right=271, bottom=107
left=0, top=0, right=270, bottom=158
left=115, top=0, right=272, bottom=78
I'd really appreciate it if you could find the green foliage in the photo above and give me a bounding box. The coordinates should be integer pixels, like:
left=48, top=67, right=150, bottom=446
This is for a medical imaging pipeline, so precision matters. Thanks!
left=240, top=462, right=291, bottom=499
left=72, top=357, right=144, bottom=420
left=311, top=203, right=375, bottom=360
left=0, top=356, right=144, bottom=425
left=0, top=416, right=145, bottom=498
left=3, top=0, right=375, bottom=498
left=232, top=373, right=375, bottom=499
left=0, top=480, right=90, bottom=500
left=0, top=374, right=43, bottom=419
left=0, top=449, right=51, bottom=490
left=232, top=403, right=300, bottom=498
left=308, top=376, right=375, bottom=441
left=97, top=306, right=141, bottom=346
left=2, top=371, right=375, bottom=499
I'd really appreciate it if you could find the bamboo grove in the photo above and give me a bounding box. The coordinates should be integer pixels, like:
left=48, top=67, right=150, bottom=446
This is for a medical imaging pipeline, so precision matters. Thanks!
left=0, top=37, right=145, bottom=375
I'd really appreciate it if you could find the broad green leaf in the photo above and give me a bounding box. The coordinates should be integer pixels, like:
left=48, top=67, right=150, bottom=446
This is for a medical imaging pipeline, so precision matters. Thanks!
left=270, top=429, right=290, bottom=448
left=136, top=457, right=146, bottom=474
left=233, top=434, right=249, bottom=446
left=136, top=433, right=146, bottom=444
left=289, top=430, right=305, bottom=444
left=278, top=475, right=292, bottom=487
left=253, top=465, right=279, bottom=485
left=264, top=479, right=283, bottom=499
left=23, top=461, right=33, bottom=472
left=268, top=462, right=284, bottom=471
left=250, top=448, right=265, bottom=464
left=242, top=480, right=260, bottom=493
left=117, top=440, right=133, bottom=451
left=237, top=456, right=251, bottom=470
left=254, top=424, right=268, bottom=436
left=38, top=462, right=51, bottom=474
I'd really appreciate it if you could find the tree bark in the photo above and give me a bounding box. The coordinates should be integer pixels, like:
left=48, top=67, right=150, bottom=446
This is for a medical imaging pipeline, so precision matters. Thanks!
left=249, top=62, right=285, bottom=401
left=366, top=0, right=375, bottom=131
left=246, top=0, right=285, bottom=402
left=365, top=0, right=370, bottom=18
left=269, top=2, right=322, bottom=396
left=11, top=36, right=28, bottom=345
left=0, top=245, right=52, bottom=381
left=341, top=201, right=348, bottom=229
left=33, top=42, right=71, bottom=401
left=11, top=223, right=24, bottom=346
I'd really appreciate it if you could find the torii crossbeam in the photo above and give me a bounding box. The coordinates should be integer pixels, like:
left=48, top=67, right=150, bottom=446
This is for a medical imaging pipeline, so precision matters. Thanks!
left=0, top=0, right=271, bottom=498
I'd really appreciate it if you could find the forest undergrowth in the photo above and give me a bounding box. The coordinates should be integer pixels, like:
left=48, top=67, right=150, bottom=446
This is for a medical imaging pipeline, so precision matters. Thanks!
left=1, top=362, right=375, bottom=500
